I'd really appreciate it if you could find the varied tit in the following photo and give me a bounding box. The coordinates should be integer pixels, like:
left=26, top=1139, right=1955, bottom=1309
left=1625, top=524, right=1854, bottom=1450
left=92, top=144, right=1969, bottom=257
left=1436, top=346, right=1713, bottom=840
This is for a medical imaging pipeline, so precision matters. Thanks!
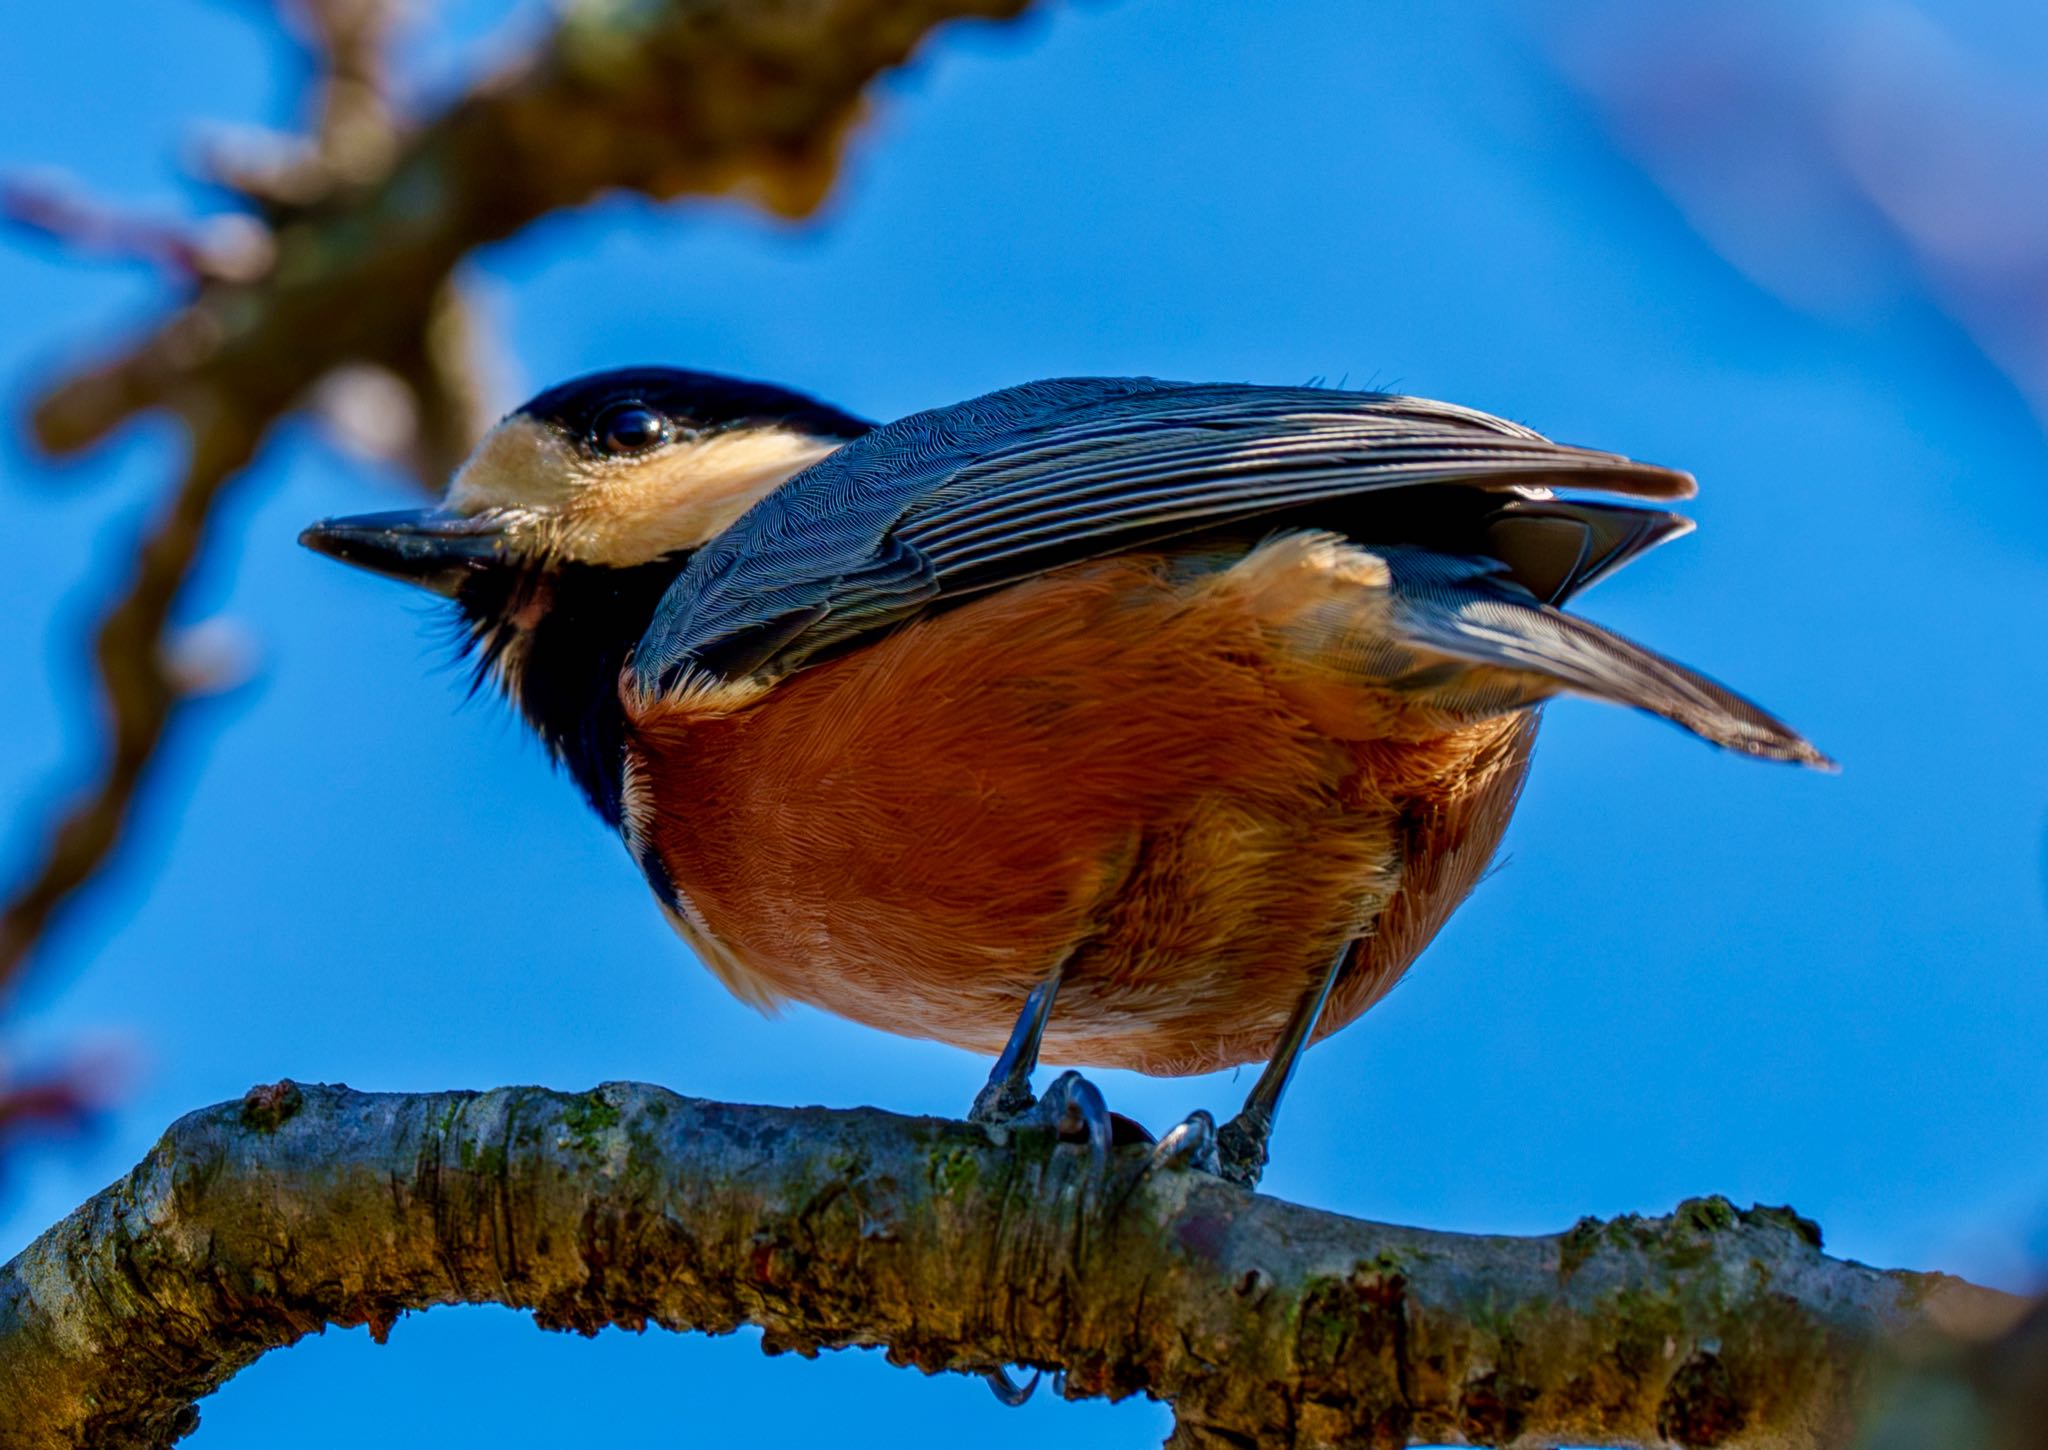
left=303, top=370, right=1828, bottom=1187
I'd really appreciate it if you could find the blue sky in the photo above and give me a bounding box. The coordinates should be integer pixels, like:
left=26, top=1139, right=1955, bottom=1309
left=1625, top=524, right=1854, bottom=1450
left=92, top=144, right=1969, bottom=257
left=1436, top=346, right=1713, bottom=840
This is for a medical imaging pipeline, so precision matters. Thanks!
left=3, top=1, right=2045, bottom=1444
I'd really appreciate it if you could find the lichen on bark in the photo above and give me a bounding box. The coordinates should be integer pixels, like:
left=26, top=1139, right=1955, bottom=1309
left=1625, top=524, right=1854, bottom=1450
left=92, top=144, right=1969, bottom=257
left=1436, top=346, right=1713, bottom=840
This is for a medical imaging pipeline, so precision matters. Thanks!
left=0, top=1082, right=2020, bottom=1448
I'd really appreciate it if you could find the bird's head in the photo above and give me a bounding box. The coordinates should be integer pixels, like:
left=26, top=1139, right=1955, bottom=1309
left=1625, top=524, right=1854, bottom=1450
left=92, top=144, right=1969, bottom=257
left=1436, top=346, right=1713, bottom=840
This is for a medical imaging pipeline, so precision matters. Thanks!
left=301, top=366, right=869, bottom=694
left=301, top=367, right=868, bottom=822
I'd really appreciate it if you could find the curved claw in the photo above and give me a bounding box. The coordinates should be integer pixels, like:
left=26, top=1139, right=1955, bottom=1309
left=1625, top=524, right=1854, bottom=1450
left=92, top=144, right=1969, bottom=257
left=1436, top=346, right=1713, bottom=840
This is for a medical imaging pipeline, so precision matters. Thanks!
left=984, top=1365, right=1041, bottom=1407
left=1035, top=1069, right=1112, bottom=1173
left=1109, top=1108, right=1221, bottom=1215
left=1147, top=1109, right=1220, bottom=1175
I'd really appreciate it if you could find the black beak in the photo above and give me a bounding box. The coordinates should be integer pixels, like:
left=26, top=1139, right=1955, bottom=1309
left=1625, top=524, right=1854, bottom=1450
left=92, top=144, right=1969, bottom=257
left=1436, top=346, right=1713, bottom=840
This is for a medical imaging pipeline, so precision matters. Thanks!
left=298, top=509, right=513, bottom=597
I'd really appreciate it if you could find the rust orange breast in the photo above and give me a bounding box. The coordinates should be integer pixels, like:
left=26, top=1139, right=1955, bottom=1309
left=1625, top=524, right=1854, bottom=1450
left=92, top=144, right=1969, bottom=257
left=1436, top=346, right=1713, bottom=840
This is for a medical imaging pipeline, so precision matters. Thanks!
left=623, top=549, right=1536, bottom=1075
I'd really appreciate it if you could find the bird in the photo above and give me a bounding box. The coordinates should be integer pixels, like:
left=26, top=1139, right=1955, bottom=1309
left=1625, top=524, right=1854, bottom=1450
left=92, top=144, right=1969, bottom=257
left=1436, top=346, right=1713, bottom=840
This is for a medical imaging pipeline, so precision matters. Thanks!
left=302, top=368, right=1830, bottom=1190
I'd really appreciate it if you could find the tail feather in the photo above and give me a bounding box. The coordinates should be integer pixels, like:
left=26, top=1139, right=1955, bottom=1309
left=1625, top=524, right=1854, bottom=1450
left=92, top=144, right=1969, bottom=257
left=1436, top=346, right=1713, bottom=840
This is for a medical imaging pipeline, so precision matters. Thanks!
left=1383, top=547, right=1833, bottom=768
left=1483, top=498, right=1693, bottom=605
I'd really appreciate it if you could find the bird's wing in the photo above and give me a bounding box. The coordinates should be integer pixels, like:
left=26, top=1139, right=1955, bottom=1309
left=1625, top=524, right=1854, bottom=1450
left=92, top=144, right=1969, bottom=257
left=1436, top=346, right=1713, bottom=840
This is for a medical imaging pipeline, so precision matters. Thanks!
left=631, top=377, right=1696, bottom=694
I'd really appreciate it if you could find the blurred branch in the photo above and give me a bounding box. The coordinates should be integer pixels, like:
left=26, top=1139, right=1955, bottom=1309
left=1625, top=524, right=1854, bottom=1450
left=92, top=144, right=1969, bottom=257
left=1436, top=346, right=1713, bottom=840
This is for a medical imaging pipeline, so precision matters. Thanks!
left=1, top=182, right=271, bottom=283
left=28, top=0, right=1036, bottom=459
left=1857, top=1293, right=2048, bottom=1450
left=283, top=0, right=406, bottom=188
left=1, top=0, right=1035, bottom=988
left=0, top=1050, right=115, bottom=1165
left=0, top=401, right=262, bottom=981
left=0, top=1083, right=2021, bottom=1449
left=0, top=1079, right=98, bottom=1139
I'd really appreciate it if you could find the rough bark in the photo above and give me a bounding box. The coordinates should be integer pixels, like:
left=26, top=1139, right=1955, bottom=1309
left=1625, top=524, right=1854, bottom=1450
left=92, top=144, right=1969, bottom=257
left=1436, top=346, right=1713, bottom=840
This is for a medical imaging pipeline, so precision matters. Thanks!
left=0, top=1082, right=2019, bottom=1448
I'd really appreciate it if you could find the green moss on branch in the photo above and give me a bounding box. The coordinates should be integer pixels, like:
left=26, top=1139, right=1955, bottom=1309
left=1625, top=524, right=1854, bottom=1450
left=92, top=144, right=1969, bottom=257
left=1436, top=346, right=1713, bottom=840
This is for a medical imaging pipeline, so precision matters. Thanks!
left=0, top=1082, right=2019, bottom=1449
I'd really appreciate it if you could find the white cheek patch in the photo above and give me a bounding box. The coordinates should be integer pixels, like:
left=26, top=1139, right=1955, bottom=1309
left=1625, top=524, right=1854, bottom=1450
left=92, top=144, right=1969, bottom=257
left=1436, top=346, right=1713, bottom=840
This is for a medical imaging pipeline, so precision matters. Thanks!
left=443, top=416, right=842, bottom=567
left=445, top=416, right=582, bottom=516
left=552, top=429, right=844, bottom=566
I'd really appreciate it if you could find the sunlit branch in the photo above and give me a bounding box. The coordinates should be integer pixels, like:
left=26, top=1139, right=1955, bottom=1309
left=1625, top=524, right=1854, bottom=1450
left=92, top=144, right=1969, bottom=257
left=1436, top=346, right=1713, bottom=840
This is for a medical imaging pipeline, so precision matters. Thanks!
left=0, top=1083, right=2019, bottom=1448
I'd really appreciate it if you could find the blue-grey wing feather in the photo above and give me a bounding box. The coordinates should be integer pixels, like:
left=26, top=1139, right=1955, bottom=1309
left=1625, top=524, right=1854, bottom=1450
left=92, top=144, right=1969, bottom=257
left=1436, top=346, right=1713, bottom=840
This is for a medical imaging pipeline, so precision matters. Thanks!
left=633, top=377, right=1695, bottom=693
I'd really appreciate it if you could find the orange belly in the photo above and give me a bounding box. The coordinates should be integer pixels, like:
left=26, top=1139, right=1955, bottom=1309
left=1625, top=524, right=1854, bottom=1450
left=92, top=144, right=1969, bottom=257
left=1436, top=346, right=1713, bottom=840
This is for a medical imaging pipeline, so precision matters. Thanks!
left=624, top=549, right=1536, bottom=1075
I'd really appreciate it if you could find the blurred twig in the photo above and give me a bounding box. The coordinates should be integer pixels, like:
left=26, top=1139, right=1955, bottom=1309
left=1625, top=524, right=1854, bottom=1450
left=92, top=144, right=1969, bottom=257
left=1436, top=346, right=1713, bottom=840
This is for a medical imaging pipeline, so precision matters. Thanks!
left=1, top=182, right=271, bottom=283
left=0, top=0, right=1034, bottom=989
left=0, top=1044, right=120, bottom=1173
left=28, top=0, right=1037, bottom=460
left=0, top=401, right=261, bottom=980
left=257, top=0, right=492, bottom=486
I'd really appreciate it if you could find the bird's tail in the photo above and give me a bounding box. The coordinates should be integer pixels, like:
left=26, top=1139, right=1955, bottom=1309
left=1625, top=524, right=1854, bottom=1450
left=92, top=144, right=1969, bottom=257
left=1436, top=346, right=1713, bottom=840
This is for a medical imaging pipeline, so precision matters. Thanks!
left=1229, top=530, right=1833, bottom=768
left=1382, top=546, right=1832, bottom=767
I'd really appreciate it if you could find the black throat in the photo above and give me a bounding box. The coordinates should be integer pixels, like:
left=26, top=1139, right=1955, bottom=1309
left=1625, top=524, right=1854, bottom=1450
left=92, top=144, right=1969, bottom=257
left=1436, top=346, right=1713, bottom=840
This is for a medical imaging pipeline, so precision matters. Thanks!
left=460, top=556, right=686, bottom=829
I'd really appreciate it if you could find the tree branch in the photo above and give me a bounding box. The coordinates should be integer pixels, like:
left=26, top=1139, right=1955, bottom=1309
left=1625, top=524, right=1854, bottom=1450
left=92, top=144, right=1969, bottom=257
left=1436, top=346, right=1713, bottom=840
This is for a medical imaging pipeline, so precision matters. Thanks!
left=0, top=1082, right=2019, bottom=1448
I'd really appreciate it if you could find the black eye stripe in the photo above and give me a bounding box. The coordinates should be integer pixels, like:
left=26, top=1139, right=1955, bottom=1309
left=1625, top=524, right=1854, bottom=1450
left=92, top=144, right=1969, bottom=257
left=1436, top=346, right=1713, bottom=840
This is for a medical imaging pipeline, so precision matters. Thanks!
left=590, top=401, right=672, bottom=457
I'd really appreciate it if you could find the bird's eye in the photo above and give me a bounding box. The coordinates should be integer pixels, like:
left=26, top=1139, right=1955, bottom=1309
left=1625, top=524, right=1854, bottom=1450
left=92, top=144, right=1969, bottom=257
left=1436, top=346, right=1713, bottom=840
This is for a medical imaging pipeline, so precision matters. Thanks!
left=592, top=402, right=670, bottom=457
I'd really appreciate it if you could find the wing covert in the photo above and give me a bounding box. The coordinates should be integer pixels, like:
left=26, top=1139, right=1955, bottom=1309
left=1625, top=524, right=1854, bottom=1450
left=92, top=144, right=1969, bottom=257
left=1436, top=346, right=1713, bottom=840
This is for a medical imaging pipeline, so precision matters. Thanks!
left=631, top=377, right=1695, bottom=696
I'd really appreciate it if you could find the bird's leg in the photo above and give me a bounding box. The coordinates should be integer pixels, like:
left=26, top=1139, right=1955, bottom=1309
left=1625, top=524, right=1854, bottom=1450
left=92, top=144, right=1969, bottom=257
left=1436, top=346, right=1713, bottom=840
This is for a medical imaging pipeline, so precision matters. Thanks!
left=969, top=965, right=1108, bottom=1410
left=967, top=962, right=1114, bottom=1157
left=969, top=972, right=1063, bottom=1124
left=1212, top=942, right=1352, bottom=1188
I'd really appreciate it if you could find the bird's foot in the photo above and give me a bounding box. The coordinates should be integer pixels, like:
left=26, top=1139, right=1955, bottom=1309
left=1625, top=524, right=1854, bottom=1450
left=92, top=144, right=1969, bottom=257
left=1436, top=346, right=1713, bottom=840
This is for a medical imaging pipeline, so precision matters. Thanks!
left=970, top=1071, right=1109, bottom=1411
left=1136, top=1106, right=1268, bottom=1187
left=984, top=1365, right=1041, bottom=1406
left=1144, top=1108, right=1219, bottom=1174
left=981, top=1365, right=1069, bottom=1408
left=970, top=1068, right=1117, bottom=1173
left=1212, top=1106, right=1271, bottom=1189
left=1024, top=1069, right=1115, bottom=1170
left=1035, top=1070, right=1113, bottom=1165
left=967, top=1071, right=1038, bottom=1127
